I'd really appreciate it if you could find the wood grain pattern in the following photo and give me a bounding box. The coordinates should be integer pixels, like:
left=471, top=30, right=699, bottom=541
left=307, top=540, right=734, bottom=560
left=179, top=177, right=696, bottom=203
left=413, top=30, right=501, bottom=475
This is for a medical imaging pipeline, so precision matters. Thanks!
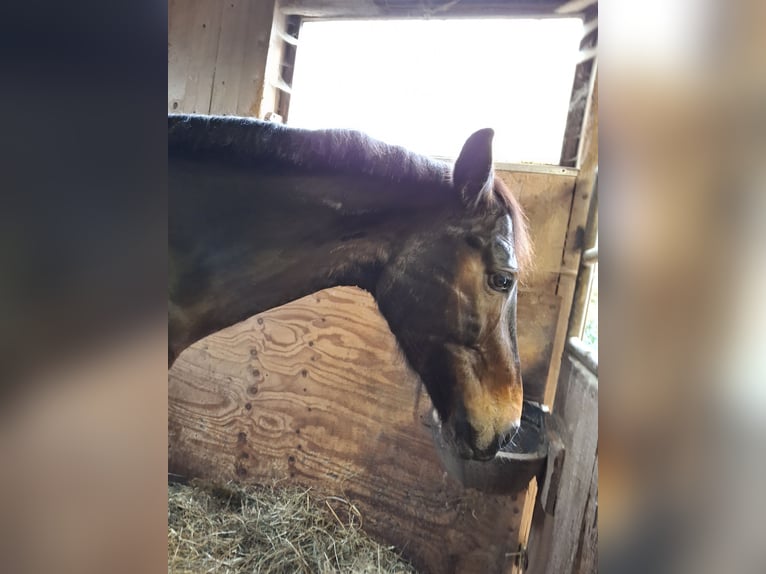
left=573, top=456, right=598, bottom=574
left=517, top=291, right=561, bottom=403
left=497, top=170, right=577, bottom=295
left=168, top=0, right=225, bottom=114
left=544, top=72, right=598, bottom=407
left=279, top=0, right=565, bottom=18
left=498, top=169, right=576, bottom=402
left=525, top=354, right=598, bottom=574
left=168, top=0, right=276, bottom=117
left=210, top=0, right=276, bottom=116
left=170, top=287, right=527, bottom=574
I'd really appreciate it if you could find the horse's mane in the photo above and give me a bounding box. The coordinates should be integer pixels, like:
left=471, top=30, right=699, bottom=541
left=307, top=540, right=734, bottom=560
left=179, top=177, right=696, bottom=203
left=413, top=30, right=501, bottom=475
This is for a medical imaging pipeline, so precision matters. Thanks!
left=168, top=114, right=451, bottom=187
left=168, top=114, right=531, bottom=272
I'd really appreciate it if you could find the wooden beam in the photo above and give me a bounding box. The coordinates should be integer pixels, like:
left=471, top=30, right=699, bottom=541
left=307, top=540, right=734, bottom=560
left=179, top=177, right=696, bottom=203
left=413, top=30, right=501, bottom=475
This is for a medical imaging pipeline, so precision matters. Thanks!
left=280, top=0, right=567, bottom=18
left=545, top=66, right=597, bottom=408
left=559, top=54, right=595, bottom=167
left=495, top=163, right=579, bottom=177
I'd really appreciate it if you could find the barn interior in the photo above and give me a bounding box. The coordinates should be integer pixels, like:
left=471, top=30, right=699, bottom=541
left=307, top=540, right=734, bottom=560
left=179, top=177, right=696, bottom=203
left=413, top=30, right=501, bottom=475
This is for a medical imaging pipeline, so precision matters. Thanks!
left=168, top=1, right=599, bottom=573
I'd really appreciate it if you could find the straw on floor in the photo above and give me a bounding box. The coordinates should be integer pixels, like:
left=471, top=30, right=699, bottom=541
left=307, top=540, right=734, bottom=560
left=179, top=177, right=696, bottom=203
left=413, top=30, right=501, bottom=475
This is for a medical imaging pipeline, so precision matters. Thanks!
left=168, top=480, right=417, bottom=574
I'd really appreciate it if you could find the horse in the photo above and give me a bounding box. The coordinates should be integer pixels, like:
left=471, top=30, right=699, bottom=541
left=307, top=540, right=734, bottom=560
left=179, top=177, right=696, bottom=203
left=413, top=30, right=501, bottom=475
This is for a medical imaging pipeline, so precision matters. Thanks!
left=168, top=114, right=531, bottom=461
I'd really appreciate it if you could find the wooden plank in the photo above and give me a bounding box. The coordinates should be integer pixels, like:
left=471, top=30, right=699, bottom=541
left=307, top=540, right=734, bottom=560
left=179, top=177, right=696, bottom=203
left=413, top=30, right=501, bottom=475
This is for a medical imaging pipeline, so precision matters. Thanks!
left=510, top=477, right=538, bottom=574
left=495, top=163, right=578, bottom=177
left=168, top=0, right=193, bottom=111
left=559, top=59, right=594, bottom=167
left=517, top=291, right=561, bottom=403
left=497, top=170, right=576, bottom=402
left=209, top=0, right=251, bottom=114
left=237, top=0, right=278, bottom=117
left=210, top=0, right=276, bottom=116
left=524, top=498, right=555, bottom=574
left=573, top=456, right=598, bottom=574
left=170, top=286, right=528, bottom=574
left=525, top=353, right=598, bottom=574
left=497, top=170, right=577, bottom=295
left=280, top=0, right=565, bottom=18
left=259, top=7, right=289, bottom=118
left=544, top=70, right=597, bottom=407
left=546, top=357, right=597, bottom=574
left=168, top=0, right=225, bottom=114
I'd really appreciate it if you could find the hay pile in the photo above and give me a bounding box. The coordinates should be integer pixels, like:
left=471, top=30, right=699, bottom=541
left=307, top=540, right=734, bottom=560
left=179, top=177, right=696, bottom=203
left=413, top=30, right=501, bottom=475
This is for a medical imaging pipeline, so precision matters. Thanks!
left=168, top=481, right=417, bottom=574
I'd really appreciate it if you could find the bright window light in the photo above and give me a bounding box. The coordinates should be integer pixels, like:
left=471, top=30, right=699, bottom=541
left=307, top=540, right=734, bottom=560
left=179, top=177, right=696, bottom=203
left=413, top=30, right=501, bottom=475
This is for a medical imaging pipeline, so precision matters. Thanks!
left=288, top=18, right=583, bottom=164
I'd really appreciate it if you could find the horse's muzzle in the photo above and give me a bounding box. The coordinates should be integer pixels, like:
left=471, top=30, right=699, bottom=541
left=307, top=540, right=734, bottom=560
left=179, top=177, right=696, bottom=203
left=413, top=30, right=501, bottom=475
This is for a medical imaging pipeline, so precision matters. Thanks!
left=435, top=410, right=511, bottom=462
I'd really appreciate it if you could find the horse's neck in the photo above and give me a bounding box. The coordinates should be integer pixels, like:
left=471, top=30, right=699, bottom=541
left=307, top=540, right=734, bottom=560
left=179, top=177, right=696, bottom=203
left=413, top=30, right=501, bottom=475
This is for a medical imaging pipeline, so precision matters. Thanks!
left=169, top=160, right=447, bottom=359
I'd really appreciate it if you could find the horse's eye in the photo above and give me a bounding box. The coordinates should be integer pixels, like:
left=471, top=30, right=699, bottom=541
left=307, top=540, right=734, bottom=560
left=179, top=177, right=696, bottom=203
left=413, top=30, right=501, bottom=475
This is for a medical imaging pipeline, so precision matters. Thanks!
left=489, top=272, right=514, bottom=292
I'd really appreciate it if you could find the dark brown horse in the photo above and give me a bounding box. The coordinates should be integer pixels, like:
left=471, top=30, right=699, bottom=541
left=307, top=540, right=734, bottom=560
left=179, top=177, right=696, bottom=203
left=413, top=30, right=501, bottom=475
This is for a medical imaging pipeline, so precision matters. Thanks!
left=169, top=115, right=531, bottom=461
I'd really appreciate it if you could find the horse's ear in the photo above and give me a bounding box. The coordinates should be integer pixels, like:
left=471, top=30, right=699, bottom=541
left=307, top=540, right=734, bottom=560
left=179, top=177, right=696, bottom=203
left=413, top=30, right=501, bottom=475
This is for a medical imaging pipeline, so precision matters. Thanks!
left=453, top=128, right=495, bottom=206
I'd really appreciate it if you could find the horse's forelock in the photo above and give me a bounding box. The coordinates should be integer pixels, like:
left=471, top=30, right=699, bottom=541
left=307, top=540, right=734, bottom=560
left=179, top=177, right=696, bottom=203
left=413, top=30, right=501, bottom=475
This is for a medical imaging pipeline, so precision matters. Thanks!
left=492, top=176, right=533, bottom=279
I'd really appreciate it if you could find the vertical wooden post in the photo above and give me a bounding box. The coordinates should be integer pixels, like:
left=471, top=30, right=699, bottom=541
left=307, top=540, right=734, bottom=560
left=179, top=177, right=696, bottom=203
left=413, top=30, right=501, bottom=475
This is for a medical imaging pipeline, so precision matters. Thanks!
left=544, top=68, right=598, bottom=409
left=518, top=69, right=598, bottom=574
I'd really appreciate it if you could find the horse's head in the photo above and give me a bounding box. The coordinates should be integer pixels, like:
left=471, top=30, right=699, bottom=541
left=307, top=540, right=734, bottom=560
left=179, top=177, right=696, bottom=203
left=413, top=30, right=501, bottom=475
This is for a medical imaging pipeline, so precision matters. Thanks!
left=376, top=129, right=531, bottom=461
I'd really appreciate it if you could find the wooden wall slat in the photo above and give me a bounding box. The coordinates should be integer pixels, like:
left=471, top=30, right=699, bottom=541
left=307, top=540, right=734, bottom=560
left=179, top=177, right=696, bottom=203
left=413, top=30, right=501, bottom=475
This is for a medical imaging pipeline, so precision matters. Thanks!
left=544, top=72, right=597, bottom=407
left=169, top=0, right=276, bottom=117
left=209, top=0, right=249, bottom=114
left=517, top=291, right=561, bottom=402
left=498, top=169, right=576, bottom=402
left=238, top=0, right=279, bottom=117
left=525, top=354, right=598, bottom=574
left=573, top=455, right=598, bottom=573
left=168, top=0, right=225, bottom=114
left=210, top=0, right=276, bottom=116
left=279, top=0, right=565, bottom=18
left=498, top=170, right=576, bottom=295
